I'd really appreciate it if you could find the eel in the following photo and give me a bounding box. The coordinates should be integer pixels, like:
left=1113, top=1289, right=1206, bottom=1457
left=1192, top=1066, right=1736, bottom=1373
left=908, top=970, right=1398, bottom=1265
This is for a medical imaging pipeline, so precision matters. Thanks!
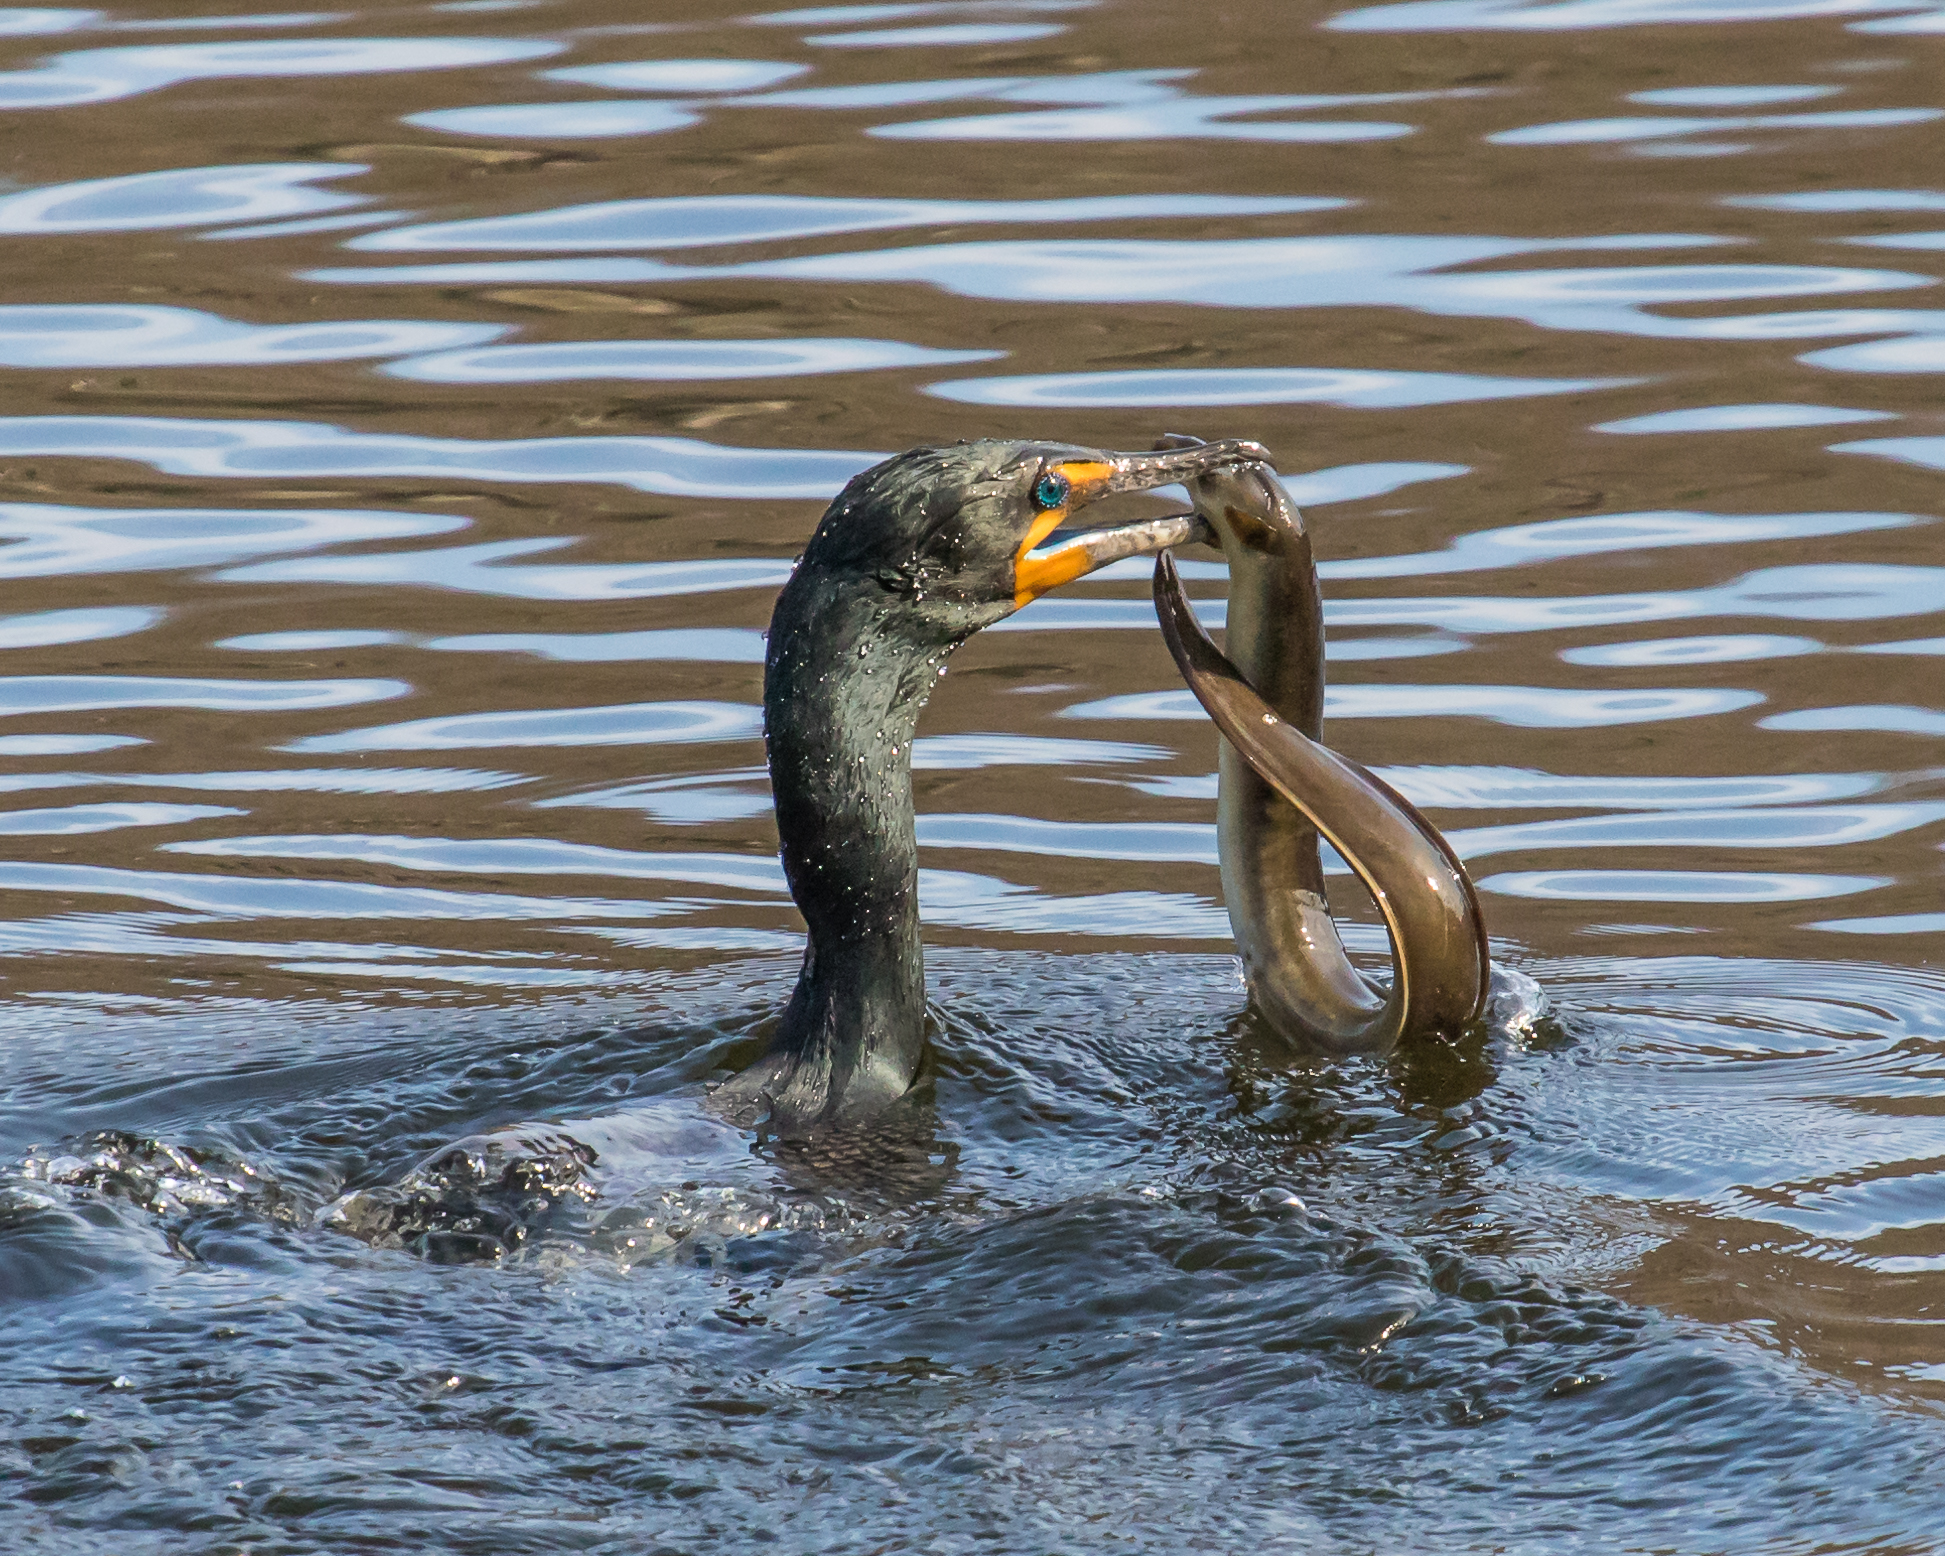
left=1151, top=440, right=1490, bottom=1052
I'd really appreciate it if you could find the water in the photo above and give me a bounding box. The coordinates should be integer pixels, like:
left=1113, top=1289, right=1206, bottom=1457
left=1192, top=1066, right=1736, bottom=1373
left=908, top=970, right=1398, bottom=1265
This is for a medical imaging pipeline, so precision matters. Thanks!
left=2, top=0, right=1943, bottom=1548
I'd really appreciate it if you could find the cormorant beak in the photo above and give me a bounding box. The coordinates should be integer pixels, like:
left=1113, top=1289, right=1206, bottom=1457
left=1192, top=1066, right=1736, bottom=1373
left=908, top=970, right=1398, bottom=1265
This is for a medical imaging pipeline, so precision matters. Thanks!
left=1012, top=438, right=1274, bottom=610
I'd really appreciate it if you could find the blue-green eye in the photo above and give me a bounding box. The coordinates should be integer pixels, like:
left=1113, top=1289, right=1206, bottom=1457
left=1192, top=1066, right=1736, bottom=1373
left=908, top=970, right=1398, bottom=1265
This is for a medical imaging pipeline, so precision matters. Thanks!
left=1032, top=471, right=1069, bottom=511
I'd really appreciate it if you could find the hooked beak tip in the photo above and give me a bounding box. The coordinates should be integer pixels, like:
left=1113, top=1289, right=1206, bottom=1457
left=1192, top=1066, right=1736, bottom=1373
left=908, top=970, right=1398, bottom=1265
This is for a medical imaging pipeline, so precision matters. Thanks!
left=1097, top=438, right=1274, bottom=498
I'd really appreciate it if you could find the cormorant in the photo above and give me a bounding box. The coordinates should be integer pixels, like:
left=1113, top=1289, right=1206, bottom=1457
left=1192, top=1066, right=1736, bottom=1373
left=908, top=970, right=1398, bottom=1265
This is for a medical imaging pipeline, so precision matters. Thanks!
left=718, top=437, right=1285, bottom=1134
left=318, top=438, right=1499, bottom=1259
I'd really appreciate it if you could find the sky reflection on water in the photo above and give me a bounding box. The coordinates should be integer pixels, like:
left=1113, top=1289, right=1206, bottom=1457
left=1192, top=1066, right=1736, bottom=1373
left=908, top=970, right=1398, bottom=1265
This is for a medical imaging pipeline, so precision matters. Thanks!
left=0, top=416, right=878, bottom=498
left=0, top=34, right=560, bottom=109
left=305, top=231, right=1931, bottom=344
left=0, top=161, right=371, bottom=233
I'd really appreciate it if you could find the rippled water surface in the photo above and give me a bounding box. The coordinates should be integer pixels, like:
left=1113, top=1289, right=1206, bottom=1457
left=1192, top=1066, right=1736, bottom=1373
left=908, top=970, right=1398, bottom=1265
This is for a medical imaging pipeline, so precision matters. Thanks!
left=4, top=0, right=1945, bottom=1549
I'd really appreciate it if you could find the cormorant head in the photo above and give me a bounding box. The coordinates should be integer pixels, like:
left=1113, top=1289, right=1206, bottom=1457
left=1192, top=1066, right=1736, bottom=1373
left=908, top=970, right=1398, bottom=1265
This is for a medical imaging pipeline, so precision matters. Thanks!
left=791, top=436, right=1273, bottom=642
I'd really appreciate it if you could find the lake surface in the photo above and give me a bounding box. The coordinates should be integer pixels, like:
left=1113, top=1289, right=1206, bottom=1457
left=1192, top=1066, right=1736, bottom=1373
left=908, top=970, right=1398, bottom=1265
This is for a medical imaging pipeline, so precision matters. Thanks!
left=2, top=0, right=1944, bottom=1549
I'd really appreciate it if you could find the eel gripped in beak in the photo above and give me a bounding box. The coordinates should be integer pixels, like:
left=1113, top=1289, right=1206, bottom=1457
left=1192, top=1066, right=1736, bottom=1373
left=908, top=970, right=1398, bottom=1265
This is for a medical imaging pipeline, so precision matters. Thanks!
left=1150, top=439, right=1490, bottom=1053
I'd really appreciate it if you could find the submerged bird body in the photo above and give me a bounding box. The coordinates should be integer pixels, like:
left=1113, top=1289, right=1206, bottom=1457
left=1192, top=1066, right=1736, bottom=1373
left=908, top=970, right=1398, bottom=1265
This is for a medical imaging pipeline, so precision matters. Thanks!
left=722, top=437, right=1269, bottom=1135
left=1154, top=446, right=1490, bottom=1053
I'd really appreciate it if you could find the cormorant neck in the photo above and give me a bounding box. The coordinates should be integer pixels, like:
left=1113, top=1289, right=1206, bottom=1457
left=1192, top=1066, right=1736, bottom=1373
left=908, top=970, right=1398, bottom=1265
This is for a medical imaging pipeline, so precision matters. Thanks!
left=721, top=567, right=961, bottom=1134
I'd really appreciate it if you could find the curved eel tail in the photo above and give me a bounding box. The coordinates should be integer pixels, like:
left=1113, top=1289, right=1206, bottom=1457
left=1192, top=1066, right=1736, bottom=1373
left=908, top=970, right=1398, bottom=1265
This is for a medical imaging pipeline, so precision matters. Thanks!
left=1154, top=549, right=1489, bottom=1051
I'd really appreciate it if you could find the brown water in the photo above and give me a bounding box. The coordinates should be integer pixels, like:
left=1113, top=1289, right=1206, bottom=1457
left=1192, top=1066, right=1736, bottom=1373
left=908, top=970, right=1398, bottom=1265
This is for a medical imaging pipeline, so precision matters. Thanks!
left=3, top=0, right=1945, bottom=1549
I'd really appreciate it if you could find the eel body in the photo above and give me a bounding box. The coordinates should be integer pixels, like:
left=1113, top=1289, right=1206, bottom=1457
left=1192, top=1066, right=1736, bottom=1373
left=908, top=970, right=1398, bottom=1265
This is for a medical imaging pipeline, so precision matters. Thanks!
left=1153, top=447, right=1490, bottom=1052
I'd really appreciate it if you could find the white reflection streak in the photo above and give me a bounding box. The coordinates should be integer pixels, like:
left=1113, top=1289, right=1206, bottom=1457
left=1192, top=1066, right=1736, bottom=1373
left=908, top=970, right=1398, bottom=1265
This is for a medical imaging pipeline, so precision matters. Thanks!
left=1837, top=435, right=1945, bottom=470
left=1763, top=705, right=1945, bottom=736
left=0, top=606, right=160, bottom=648
left=537, top=772, right=775, bottom=825
left=1020, top=558, right=1945, bottom=638
left=1449, top=803, right=1945, bottom=858
left=0, top=162, right=369, bottom=234
left=912, top=734, right=1170, bottom=768
left=405, top=55, right=815, bottom=136
left=0, top=674, right=407, bottom=716
left=405, top=100, right=703, bottom=139
left=918, top=888, right=1232, bottom=938
left=149, top=832, right=1227, bottom=939
left=0, top=802, right=242, bottom=835
left=916, top=813, right=1217, bottom=863
left=408, top=66, right=1434, bottom=145
left=1594, top=404, right=1895, bottom=433
left=1490, top=107, right=1939, bottom=147
left=387, top=336, right=1000, bottom=384
left=1060, top=684, right=1763, bottom=726
left=106, top=13, right=349, bottom=32
left=424, top=627, right=767, bottom=661
left=747, top=1, right=1094, bottom=24
left=1630, top=86, right=1839, bottom=106
left=345, top=193, right=1346, bottom=253
left=165, top=833, right=790, bottom=893
left=0, top=915, right=590, bottom=971
left=0, top=861, right=685, bottom=920
left=869, top=89, right=1430, bottom=143
left=544, top=59, right=810, bottom=91
left=0, top=305, right=505, bottom=368
left=1377, top=765, right=1884, bottom=809
left=308, top=235, right=1928, bottom=343
left=279, top=700, right=761, bottom=753
left=0, top=768, right=527, bottom=796
left=808, top=22, right=1067, bottom=44
left=1327, top=0, right=1922, bottom=31
left=1318, top=562, right=1945, bottom=629
left=1562, top=633, right=1820, bottom=665
left=1806, top=334, right=1945, bottom=372
left=0, top=733, right=142, bottom=755
left=1851, top=6, right=1945, bottom=29
left=1322, top=510, right=1924, bottom=579
left=1481, top=870, right=1886, bottom=902
left=926, top=366, right=1635, bottom=408
left=221, top=542, right=794, bottom=602
left=0, top=417, right=882, bottom=500
left=0, top=36, right=563, bottom=111
left=0, top=502, right=466, bottom=577
left=0, top=10, right=99, bottom=36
